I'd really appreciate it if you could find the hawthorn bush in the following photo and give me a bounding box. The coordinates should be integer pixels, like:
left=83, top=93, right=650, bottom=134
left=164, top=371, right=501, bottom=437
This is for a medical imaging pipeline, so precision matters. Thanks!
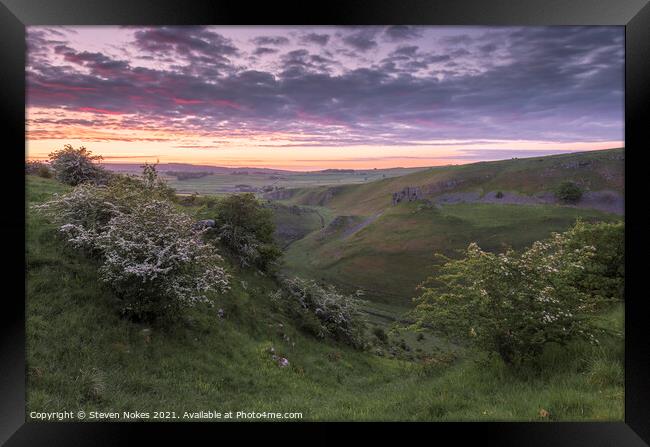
left=34, top=164, right=178, bottom=251
left=208, top=193, right=281, bottom=270
left=409, top=223, right=610, bottom=366
left=48, top=145, right=111, bottom=186
left=95, top=200, right=229, bottom=319
left=271, top=277, right=367, bottom=349
left=34, top=165, right=229, bottom=320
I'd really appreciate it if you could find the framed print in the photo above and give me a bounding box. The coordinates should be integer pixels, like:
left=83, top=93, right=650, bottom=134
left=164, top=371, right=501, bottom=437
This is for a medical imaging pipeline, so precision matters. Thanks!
left=1, top=0, right=649, bottom=445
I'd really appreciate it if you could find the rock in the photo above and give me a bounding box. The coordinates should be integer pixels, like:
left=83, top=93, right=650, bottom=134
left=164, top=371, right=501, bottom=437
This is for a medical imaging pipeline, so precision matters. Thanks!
left=193, top=219, right=216, bottom=230
left=140, top=328, right=152, bottom=344
left=392, top=186, right=423, bottom=205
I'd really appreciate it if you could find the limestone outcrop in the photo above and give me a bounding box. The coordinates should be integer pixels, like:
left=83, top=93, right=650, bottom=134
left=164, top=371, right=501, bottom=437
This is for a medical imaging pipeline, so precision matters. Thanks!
left=392, top=187, right=423, bottom=205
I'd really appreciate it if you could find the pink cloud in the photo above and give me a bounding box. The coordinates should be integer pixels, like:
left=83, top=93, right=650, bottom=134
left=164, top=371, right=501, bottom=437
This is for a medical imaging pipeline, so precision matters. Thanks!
left=77, top=107, right=124, bottom=115
left=173, top=98, right=205, bottom=105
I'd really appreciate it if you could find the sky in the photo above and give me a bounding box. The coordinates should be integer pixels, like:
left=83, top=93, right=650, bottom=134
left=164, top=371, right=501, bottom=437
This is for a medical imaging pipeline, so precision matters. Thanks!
left=26, top=26, right=624, bottom=171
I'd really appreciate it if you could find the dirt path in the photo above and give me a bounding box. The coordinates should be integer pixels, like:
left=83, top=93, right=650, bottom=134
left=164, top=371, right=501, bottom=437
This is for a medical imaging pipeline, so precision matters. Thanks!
left=342, top=211, right=383, bottom=239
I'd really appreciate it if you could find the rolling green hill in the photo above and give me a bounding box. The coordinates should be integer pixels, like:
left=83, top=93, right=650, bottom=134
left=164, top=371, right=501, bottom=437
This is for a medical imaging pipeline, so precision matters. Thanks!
left=26, top=175, right=624, bottom=421
left=272, top=148, right=624, bottom=215
left=280, top=149, right=624, bottom=306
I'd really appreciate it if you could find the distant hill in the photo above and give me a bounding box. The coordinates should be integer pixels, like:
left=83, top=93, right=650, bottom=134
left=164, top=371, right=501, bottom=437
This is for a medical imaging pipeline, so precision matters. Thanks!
left=279, top=148, right=624, bottom=305
left=102, top=163, right=428, bottom=178
left=101, top=162, right=292, bottom=175
left=269, top=148, right=624, bottom=215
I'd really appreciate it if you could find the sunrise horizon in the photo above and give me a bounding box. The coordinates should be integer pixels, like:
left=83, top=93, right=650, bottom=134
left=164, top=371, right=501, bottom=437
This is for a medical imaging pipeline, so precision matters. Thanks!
left=26, top=26, right=624, bottom=172
left=26, top=144, right=623, bottom=172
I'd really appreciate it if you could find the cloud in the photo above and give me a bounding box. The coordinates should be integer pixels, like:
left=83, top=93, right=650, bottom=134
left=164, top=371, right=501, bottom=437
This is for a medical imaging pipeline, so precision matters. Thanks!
left=26, top=26, right=624, bottom=148
left=341, top=28, right=380, bottom=52
left=384, top=26, right=423, bottom=41
left=301, top=33, right=330, bottom=45
left=252, top=36, right=290, bottom=46
left=134, top=26, right=238, bottom=57
left=253, top=47, right=279, bottom=56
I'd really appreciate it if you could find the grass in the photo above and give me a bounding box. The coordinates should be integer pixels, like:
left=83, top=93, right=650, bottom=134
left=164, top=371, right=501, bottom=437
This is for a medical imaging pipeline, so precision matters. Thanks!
left=265, top=202, right=330, bottom=248
left=283, top=201, right=622, bottom=305
left=278, top=148, right=624, bottom=215
left=26, top=175, right=624, bottom=421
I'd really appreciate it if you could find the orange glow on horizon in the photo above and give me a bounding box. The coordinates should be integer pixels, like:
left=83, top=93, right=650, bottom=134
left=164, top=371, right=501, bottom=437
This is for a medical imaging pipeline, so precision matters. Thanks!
left=26, top=106, right=624, bottom=171
left=26, top=137, right=624, bottom=171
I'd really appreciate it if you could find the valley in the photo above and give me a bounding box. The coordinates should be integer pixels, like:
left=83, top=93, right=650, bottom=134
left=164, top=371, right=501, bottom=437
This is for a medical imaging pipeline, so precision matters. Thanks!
left=271, top=148, right=624, bottom=307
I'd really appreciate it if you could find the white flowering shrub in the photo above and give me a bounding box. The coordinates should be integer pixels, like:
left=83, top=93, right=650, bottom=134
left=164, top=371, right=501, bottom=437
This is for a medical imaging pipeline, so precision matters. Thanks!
left=409, top=224, right=608, bottom=365
left=95, top=200, right=229, bottom=318
left=33, top=166, right=230, bottom=320
left=33, top=167, right=176, bottom=252
left=49, top=145, right=111, bottom=186
left=32, top=183, right=120, bottom=252
left=271, top=277, right=367, bottom=349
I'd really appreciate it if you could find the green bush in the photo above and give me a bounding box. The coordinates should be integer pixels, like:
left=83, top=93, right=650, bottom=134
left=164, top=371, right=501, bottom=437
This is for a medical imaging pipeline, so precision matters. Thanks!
left=565, top=220, right=624, bottom=302
left=208, top=193, right=281, bottom=270
left=373, top=326, right=388, bottom=344
left=33, top=164, right=179, bottom=249
left=271, top=277, right=367, bottom=349
left=48, top=144, right=111, bottom=186
left=495, top=191, right=504, bottom=199
left=555, top=181, right=583, bottom=204
left=409, top=225, right=609, bottom=366
left=26, top=161, right=52, bottom=178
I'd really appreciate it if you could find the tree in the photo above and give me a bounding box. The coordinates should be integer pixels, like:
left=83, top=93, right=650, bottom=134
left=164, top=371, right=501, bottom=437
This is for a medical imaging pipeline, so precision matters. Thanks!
left=409, top=226, right=607, bottom=366
left=48, top=144, right=110, bottom=186
left=209, top=193, right=281, bottom=270
left=140, top=162, right=177, bottom=202
left=555, top=181, right=583, bottom=204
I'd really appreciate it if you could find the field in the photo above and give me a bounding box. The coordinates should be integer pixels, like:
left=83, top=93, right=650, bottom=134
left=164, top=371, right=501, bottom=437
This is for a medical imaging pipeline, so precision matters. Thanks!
left=26, top=175, right=624, bottom=421
left=157, top=167, right=427, bottom=195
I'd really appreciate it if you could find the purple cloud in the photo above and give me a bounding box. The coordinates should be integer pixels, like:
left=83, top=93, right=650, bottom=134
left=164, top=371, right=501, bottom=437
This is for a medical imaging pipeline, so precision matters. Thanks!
left=26, top=26, right=624, bottom=147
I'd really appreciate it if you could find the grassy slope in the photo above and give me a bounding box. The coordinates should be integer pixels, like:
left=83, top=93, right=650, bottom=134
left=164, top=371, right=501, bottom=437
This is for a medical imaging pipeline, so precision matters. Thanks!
left=26, top=175, right=623, bottom=421
left=265, top=202, right=331, bottom=249
left=280, top=148, right=624, bottom=215
left=282, top=149, right=624, bottom=305
left=284, top=202, right=621, bottom=306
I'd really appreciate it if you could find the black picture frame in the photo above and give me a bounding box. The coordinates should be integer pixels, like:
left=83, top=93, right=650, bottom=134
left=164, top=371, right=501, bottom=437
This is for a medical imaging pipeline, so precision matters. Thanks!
left=1, top=0, right=648, bottom=444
